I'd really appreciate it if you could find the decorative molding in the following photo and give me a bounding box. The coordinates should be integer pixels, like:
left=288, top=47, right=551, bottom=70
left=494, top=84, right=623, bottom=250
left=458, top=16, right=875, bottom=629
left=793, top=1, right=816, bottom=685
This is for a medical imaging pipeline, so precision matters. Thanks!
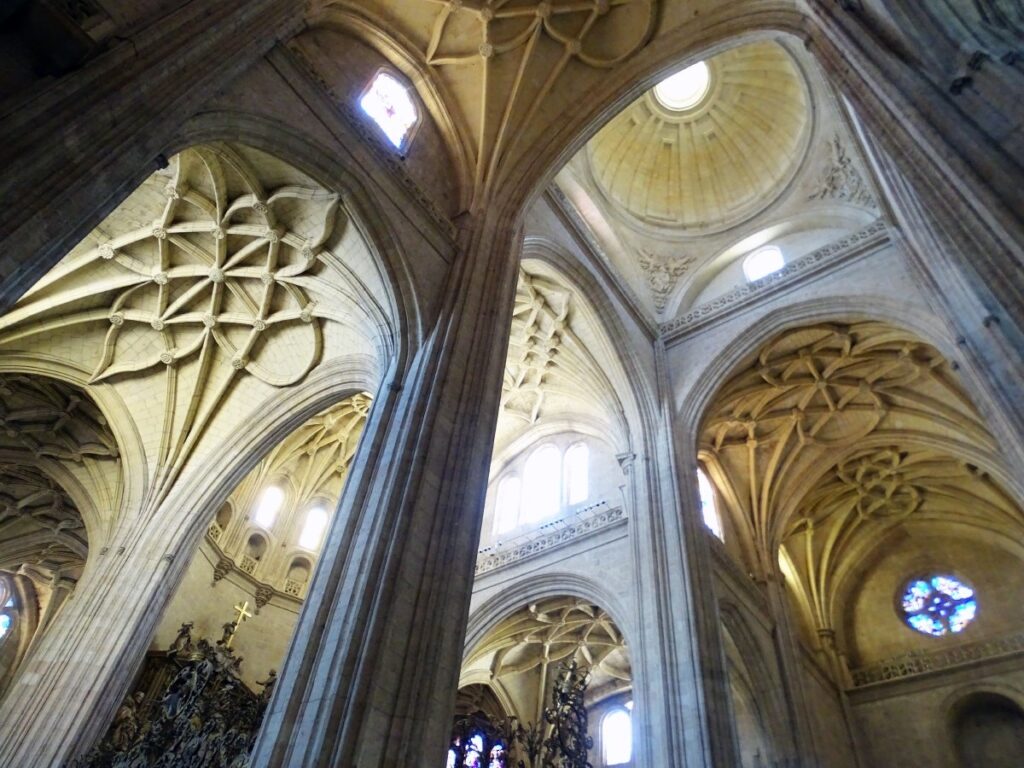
left=850, top=630, right=1024, bottom=687
left=636, top=248, right=695, bottom=313
left=475, top=505, right=626, bottom=576
left=661, top=219, right=889, bottom=342
left=808, top=134, right=878, bottom=209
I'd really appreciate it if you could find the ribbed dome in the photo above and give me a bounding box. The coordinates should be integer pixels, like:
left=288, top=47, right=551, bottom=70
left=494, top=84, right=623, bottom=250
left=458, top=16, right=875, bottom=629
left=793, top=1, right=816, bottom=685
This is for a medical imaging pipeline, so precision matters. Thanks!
left=586, top=40, right=811, bottom=234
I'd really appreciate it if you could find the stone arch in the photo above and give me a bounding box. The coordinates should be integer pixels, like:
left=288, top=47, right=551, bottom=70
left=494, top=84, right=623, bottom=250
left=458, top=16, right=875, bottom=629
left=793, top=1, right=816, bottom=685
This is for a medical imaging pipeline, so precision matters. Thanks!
left=0, top=359, right=148, bottom=547
left=948, top=689, right=1024, bottom=768
left=465, top=572, right=635, bottom=663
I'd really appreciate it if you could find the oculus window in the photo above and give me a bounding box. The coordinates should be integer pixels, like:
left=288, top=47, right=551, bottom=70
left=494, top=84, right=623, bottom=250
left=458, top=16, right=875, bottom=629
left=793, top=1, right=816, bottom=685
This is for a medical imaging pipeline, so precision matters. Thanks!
left=901, top=575, right=977, bottom=637
left=602, top=706, right=633, bottom=765
left=742, top=245, right=785, bottom=282
left=654, top=61, right=711, bottom=111
left=697, top=468, right=724, bottom=541
left=360, top=71, right=419, bottom=150
left=253, top=485, right=285, bottom=529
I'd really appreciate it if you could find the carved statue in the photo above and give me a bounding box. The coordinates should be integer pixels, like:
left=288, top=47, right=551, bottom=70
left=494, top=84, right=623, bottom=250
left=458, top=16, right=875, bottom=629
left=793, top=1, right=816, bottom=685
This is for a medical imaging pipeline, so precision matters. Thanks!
left=256, top=669, right=278, bottom=706
left=109, top=692, right=145, bottom=751
left=168, top=621, right=194, bottom=654
left=217, top=620, right=237, bottom=648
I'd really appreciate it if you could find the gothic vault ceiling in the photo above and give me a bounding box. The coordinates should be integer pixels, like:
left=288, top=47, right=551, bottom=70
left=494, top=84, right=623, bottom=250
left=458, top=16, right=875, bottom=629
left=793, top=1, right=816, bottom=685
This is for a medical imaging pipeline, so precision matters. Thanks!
left=698, top=322, right=1024, bottom=648
left=462, top=597, right=631, bottom=719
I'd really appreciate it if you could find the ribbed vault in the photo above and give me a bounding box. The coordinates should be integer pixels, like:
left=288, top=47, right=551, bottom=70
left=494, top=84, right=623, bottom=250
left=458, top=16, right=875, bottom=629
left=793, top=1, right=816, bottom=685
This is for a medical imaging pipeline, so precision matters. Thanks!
left=698, top=321, right=1024, bottom=643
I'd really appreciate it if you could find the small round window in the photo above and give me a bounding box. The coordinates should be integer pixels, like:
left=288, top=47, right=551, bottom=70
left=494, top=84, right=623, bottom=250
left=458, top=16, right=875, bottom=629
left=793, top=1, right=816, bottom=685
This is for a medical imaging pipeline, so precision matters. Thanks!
left=900, top=575, right=977, bottom=637
left=654, top=61, right=711, bottom=111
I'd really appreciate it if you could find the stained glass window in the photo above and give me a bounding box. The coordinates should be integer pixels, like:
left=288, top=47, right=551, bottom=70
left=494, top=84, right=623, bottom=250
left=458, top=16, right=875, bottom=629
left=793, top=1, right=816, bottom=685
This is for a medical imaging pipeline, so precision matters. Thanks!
left=697, top=468, right=724, bottom=540
left=253, top=486, right=284, bottom=529
left=742, top=245, right=785, bottom=282
left=0, top=614, right=10, bottom=639
left=602, top=707, right=632, bottom=765
left=360, top=72, right=419, bottom=150
left=298, top=506, right=329, bottom=550
left=900, top=575, right=977, bottom=637
left=522, top=444, right=561, bottom=523
left=564, top=443, right=589, bottom=505
left=494, top=476, right=522, bottom=535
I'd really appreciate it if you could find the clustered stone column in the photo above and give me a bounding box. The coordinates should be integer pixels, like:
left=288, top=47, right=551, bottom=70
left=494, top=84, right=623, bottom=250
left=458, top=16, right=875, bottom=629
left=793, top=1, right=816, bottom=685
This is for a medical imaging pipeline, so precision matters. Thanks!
left=248, top=210, right=522, bottom=767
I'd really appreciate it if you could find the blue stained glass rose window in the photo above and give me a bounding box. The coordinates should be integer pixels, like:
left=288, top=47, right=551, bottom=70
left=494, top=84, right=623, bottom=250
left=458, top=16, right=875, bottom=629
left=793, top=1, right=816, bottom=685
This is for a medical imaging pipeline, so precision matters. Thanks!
left=900, top=575, right=977, bottom=637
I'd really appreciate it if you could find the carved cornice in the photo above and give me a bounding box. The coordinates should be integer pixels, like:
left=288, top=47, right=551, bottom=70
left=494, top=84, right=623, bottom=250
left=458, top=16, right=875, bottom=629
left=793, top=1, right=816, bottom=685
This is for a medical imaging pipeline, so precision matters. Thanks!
left=475, top=504, right=626, bottom=576
left=850, top=630, right=1024, bottom=687
left=661, top=219, right=890, bottom=343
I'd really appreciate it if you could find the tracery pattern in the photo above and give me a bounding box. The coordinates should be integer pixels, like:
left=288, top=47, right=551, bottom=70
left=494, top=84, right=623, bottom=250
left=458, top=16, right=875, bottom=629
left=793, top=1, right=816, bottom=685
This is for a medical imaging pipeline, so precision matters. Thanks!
left=0, top=145, right=365, bottom=508
left=901, top=575, right=977, bottom=637
left=422, top=0, right=656, bottom=194
left=699, top=322, right=1020, bottom=667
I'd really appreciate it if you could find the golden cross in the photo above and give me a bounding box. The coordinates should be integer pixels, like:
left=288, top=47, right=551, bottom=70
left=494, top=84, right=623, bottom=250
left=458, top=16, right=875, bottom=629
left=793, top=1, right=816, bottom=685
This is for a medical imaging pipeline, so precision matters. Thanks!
left=223, top=600, right=253, bottom=648
left=233, top=600, right=253, bottom=625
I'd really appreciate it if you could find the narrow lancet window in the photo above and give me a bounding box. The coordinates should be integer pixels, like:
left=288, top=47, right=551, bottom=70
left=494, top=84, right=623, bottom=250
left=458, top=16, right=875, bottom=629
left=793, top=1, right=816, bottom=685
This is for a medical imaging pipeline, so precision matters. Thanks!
left=697, top=468, right=724, bottom=540
left=602, top=707, right=633, bottom=765
left=253, top=485, right=284, bottom=529
left=522, top=444, right=561, bottom=523
left=299, top=506, right=329, bottom=550
left=494, top=476, right=522, bottom=535
left=564, top=442, right=590, bottom=505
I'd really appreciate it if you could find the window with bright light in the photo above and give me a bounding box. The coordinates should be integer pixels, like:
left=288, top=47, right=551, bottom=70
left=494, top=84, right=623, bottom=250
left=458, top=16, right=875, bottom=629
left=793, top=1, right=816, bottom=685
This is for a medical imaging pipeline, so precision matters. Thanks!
left=359, top=71, right=419, bottom=150
left=742, top=245, right=785, bottom=282
left=602, top=707, right=633, bottom=765
left=522, top=444, right=562, bottom=523
left=0, top=575, right=12, bottom=642
left=494, top=475, right=522, bottom=535
left=564, top=443, right=590, bottom=506
left=654, top=61, right=711, bottom=111
left=697, top=468, right=724, bottom=541
left=298, top=506, right=329, bottom=550
left=253, top=485, right=285, bottom=529
left=901, top=575, right=977, bottom=637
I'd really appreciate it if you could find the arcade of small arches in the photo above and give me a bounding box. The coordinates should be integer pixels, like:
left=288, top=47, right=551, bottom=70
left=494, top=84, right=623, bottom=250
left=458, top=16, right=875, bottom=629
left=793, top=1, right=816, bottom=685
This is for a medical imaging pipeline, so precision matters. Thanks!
left=0, top=2, right=1021, bottom=768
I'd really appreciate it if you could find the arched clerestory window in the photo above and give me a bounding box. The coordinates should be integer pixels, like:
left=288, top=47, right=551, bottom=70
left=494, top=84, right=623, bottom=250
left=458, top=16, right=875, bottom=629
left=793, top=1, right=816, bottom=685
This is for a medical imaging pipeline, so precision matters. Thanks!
left=697, top=468, right=724, bottom=541
left=298, top=506, right=329, bottom=550
left=494, top=476, right=522, bottom=535
left=522, top=444, right=562, bottom=524
left=563, top=442, right=590, bottom=506
left=253, top=485, right=284, bottom=529
left=742, top=245, right=785, bottom=282
left=602, top=706, right=633, bottom=765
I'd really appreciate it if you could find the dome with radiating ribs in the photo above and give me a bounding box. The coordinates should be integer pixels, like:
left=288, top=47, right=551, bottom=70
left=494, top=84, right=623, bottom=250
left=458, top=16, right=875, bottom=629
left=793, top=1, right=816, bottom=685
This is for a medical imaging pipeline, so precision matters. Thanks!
left=585, top=40, right=811, bottom=234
